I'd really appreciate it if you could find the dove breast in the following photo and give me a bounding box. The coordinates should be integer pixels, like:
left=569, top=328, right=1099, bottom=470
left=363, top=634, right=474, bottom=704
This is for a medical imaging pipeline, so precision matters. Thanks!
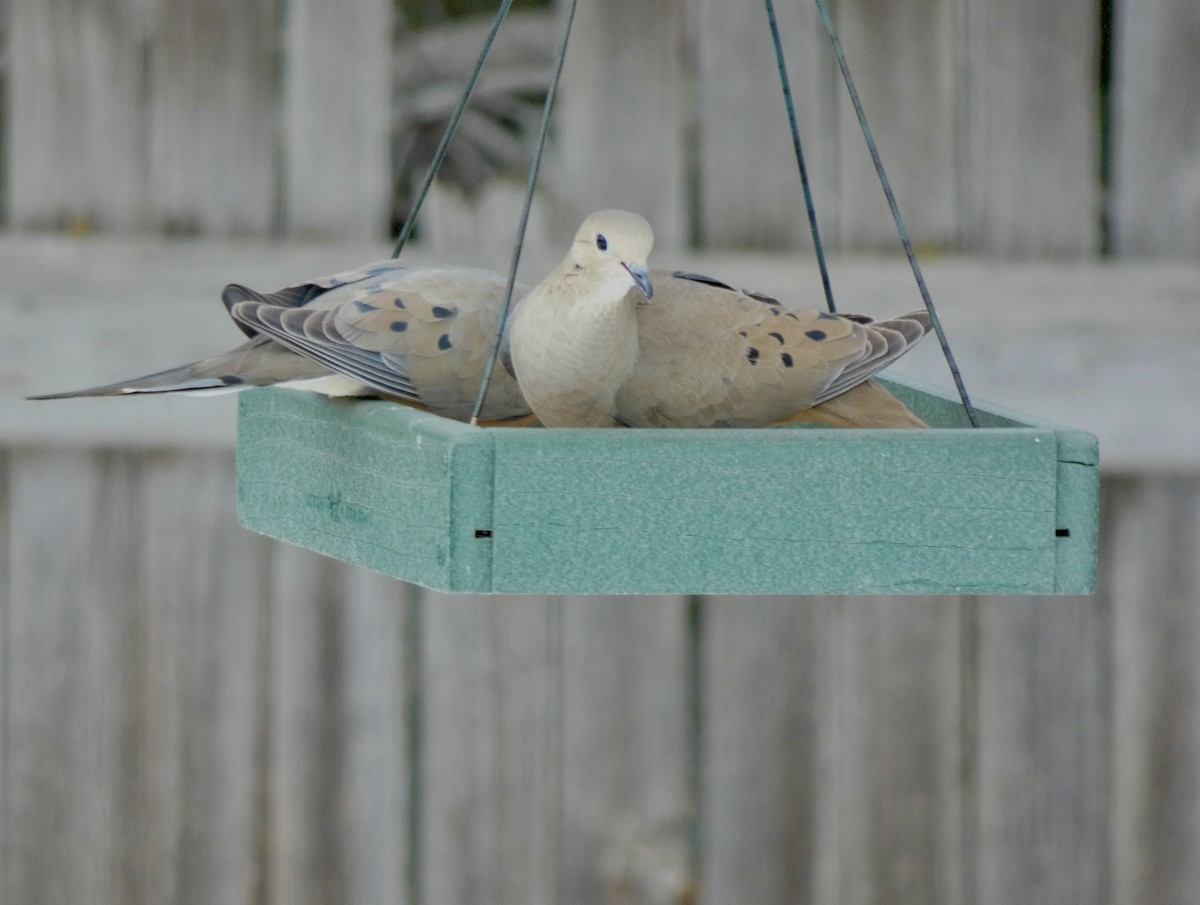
left=507, top=210, right=656, bottom=427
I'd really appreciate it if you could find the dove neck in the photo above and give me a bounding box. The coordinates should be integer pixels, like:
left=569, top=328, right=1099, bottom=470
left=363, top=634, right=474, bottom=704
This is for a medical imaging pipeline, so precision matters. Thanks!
left=561, top=262, right=638, bottom=312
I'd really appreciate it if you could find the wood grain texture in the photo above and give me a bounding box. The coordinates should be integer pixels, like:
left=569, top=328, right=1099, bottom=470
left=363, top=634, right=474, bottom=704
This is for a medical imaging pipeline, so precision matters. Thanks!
left=2, top=451, right=1199, bottom=903
left=146, top=0, right=279, bottom=235
left=7, top=0, right=149, bottom=229
left=691, top=0, right=837, bottom=249
left=559, top=596, right=696, bottom=904
left=335, top=566, right=414, bottom=905
left=971, top=595, right=1107, bottom=905
left=267, top=546, right=411, bottom=905
left=700, top=597, right=836, bottom=903
left=962, top=0, right=1101, bottom=254
left=283, top=0, right=393, bottom=239
left=9, top=0, right=1197, bottom=256
left=1110, top=0, right=1200, bottom=255
left=266, top=543, right=335, bottom=905
left=0, top=452, right=7, bottom=904
left=833, top=0, right=962, bottom=251
left=833, top=597, right=966, bottom=905
left=7, top=0, right=279, bottom=235
left=419, top=181, right=559, bottom=278
left=555, top=0, right=689, bottom=251
left=419, top=592, right=560, bottom=905
left=4, top=451, right=144, bottom=904
left=0, top=235, right=387, bottom=449
left=1105, top=478, right=1200, bottom=905
left=138, top=453, right=270, bottom=905
left=702, top=596, right=967, bottom=905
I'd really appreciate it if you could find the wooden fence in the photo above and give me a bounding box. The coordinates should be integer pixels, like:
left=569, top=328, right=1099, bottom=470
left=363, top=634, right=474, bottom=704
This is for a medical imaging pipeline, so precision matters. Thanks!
left=3, top=0, right=1200, bottom=903
left=4, top=446, right=1198, bottom=905
left=7, top=0, right=1200, bottom=256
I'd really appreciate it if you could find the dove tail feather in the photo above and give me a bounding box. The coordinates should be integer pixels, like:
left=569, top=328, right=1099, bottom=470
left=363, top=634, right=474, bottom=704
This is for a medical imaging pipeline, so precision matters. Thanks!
left=815, top=310, right=932, bottom=405
left=27, top=363, right=246, bottom=399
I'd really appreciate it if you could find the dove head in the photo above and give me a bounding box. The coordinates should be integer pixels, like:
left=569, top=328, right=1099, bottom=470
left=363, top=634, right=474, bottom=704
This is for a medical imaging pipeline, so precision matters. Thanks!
left=568, top=210, right=655, bottom=301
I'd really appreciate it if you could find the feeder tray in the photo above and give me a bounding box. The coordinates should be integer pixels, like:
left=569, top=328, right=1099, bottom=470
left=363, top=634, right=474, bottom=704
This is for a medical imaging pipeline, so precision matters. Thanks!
left=236, top=376, right=1098, bottom=596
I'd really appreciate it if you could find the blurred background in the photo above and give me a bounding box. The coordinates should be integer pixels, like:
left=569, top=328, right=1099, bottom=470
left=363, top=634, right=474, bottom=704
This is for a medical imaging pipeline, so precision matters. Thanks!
left=2, top=0, right=1198, bottom=903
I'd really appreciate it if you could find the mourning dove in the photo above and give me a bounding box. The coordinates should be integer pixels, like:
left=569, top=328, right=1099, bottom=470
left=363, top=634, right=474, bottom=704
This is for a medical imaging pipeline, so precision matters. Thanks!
left=31, top=229, right=927, bottom=429
left=509, top=210, right=655, bottom=427
left=29, top=261, right=533, bottom=423
left=508, top=210, right=932, bottom=429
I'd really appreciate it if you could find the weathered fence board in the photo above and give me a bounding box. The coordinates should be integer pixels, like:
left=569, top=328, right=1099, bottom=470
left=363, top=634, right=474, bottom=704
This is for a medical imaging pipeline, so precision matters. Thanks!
left=6, top=451, right=139, bottom=904
left=833, top=0, right=961, bottom=251
left=283, top=0, right=394, bottom=239
left=146, top=0, right=279, bottom=236
left=556, top=0, right=689, bottom=250
left=7, top=0, right=1200, bottom=256
left=3, top=452, right=278, bottom=905
left=8, top=0, right=281, bottom=234
left=268, top=544, right=346, bottom=905
left=833, top=597, right=966, bottom=905
left=0, top=452, right=6, bottom=901
left=973, top=595, right=1108, bottom=905
left=6, top=236, right=1199, bottom=471
left=3, top=0, right=1200, bottom=897
left=419, top=593, right=561, bottom=905
left=334, top=567, right=413, bottom=905
left=962, top=0, right=1101, bottom=255
left=1110, top=0, right=1200, bottom=256
left=1106, top=477, right=1200, bottom=905
left=139, top=454, right=269, bottom=905
left=267, top=546, right=412, bottom=905
left=7, top=0, right=150, bottom=231
left=691, top=0, right=836, bottom=249
left=2, top=448, right=1200, bottom=904
left=559, top=596, right=694, bottom=904
left=700, top=597, right=834, bottom=902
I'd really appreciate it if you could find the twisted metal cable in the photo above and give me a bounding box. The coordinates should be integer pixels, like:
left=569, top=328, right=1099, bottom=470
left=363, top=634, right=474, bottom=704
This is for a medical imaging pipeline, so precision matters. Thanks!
left=469, top=0, right=580, bottom=425
left=391, top=0, right=516, bottom=259
left=812, top=0, right=980, bottom=426
left=764, top=0, right=837, bottom=314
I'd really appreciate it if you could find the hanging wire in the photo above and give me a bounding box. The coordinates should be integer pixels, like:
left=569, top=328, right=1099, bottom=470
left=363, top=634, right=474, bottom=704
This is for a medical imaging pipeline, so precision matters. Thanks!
left=469, top=0, right=579, bottom=426
left=391, top=0, right=516, bottom=259
left=811, top=0, right=980, bottom=427
left=396, top=0, right=978, bottom=427
left=764, top=0, right=837, bottom=314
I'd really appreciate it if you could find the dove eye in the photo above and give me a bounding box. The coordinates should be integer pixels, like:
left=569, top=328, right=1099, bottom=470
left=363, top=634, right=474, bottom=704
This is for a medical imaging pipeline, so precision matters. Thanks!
left=596, top=234, right=608, bottom=252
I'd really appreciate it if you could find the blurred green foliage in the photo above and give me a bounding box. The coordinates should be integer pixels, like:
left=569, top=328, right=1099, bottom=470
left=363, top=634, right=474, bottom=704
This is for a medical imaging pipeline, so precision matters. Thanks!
left=398, top=0, right=551, bottom=29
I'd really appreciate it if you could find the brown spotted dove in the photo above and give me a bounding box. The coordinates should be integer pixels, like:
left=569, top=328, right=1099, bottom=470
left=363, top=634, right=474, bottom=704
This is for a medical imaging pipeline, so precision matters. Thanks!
left=29, top=261, right=533, bottom=423
left=508, top=210, right=932, bottom=429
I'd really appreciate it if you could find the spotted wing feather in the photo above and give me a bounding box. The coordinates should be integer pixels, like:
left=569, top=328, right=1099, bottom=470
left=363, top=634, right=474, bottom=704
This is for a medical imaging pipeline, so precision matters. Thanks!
left=616, top=272, right=931, bottom=427
left=227, top=265, right=530, bottom=421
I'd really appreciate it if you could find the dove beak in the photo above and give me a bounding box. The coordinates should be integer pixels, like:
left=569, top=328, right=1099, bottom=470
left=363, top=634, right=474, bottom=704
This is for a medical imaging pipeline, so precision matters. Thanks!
left=624, top=263, right=654, bottom=300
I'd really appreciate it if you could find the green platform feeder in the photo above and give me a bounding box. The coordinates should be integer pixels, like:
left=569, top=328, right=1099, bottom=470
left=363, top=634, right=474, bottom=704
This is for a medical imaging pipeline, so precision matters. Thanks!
left=235, top=375, right=1098, bottom=596
left=236, top=1, right=1099, bottom=595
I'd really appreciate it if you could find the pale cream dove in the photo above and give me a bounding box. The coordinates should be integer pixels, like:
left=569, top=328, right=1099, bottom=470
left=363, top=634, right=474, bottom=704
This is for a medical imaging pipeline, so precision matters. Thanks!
left=29, top=261, right=533, bottom=424
left=508, top=210, right=931, bottom=429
